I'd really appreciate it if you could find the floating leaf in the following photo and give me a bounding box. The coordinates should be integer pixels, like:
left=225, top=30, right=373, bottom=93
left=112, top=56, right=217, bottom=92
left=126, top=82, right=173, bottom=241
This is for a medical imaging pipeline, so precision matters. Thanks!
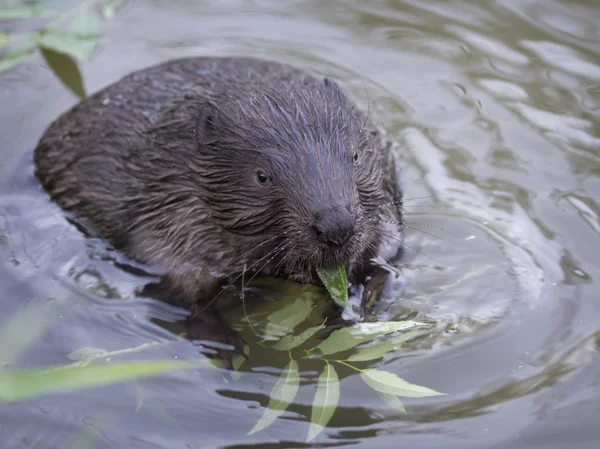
left=360, top=369, right=445, bottom=398
left=0, top=360, right=202, bottom=402
left=35, top=29, right=97, bottom=62
left=316, top=265, right=348, bottom=308
left=248, top=360, right=300, bottom=435
left=272, top=323, right=324, bottom=351
left=264, top=296, right=313, bottom=340
left=314, top=321, right=426, bottom=356
left=0, top=32, right=8, bottom=49
left=40, top=47, right=86, bottom=99
left=380, top=392, right=406, bottom=413
left=0, top=4, right=48, bottom=19
left=307, top=363, right=339, bottom=442
left=101, top=0, right=122, bottom=19
left=0, top=46, right=36, bottom=74
left=68, top=11, right=101, bottom=62
left=346, top=329, right=419, bottom=362
left=67, top=347, right=108, bottom=361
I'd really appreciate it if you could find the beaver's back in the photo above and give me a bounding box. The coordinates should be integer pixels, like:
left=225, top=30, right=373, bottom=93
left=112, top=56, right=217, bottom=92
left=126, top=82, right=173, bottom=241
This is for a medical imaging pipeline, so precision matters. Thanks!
left=33, top=57, right=321, bottom=247
left=34, top=56, right=315, bottom=182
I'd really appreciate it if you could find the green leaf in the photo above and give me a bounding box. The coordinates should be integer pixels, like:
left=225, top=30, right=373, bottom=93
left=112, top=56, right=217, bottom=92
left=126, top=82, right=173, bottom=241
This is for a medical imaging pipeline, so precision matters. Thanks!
left=67, top=347, right=108, bottom=361
left=380, top=393, right=406, bottom=413
left=101, top=0, right=122, bottom=20
left=68, top=11, right=101, bottom=62
left=360, top=369, right=445, bottom=398
left=40, top=47, right=86, bottom=99
left=272, top=323, right=323, bottom=351
left=314, top=321, right=426, bottom=356
left=264, top=296, right=313, bottom=340
left=346, top=329, right=419, bottom=362
left=0, top=31, right=8, bottom=49
left=248, top=360, right=300, bottom=435
left=0, top=360, right=202, bottom=402
left=306, top=363, right=339, bottom=442
left=35, top=29, right=97, bottom=62
left=0, top=4, right=48, bottom=19
left=317, top=265, right=348, bottom=308
left=0, top=46, right=36, bottom=74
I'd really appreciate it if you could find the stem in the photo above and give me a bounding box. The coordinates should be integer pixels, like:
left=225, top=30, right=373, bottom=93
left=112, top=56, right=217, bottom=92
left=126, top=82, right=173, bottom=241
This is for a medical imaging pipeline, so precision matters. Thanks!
left=325, top=359, right=363, bottom=373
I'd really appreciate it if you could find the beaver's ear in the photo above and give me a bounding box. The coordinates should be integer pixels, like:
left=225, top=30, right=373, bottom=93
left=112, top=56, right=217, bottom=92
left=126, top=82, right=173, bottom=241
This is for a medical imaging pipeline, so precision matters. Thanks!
left=194, top=101, right=221, bottom=147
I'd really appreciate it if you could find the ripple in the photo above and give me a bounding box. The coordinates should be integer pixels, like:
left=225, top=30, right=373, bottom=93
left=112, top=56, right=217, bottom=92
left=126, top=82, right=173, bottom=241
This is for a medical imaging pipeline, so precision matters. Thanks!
left=520, top=40, right=600, bottom=80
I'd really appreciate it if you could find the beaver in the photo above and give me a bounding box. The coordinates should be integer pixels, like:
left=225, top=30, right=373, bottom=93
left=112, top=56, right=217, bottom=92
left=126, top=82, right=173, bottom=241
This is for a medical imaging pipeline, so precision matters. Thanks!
left=33, top=56, right=404, bottom=354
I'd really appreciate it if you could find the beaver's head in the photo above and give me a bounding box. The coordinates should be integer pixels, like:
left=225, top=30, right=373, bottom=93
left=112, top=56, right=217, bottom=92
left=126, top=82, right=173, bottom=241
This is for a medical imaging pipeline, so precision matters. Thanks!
left=149, top=77, right=401, bottom=279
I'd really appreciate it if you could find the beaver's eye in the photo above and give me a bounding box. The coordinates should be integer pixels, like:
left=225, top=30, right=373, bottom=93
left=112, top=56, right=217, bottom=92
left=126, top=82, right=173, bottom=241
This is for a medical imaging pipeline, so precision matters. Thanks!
left=353, top=151, right=358, bottom=163
left=256, top=170, right=269, bottom=184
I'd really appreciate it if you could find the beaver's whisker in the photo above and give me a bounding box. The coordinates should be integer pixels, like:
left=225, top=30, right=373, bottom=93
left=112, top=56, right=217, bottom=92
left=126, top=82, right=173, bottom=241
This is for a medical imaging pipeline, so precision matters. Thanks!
left=364, top=224, right=440, bottom=263
left=243, top=243, right=288, bottom=290
left=240, top=263, right=258, bottom=335
left=400, top=224, right=443, bottom=240
left=191, top=241, right=287, bottom=318
left=224, top=230, right=289, bottom=274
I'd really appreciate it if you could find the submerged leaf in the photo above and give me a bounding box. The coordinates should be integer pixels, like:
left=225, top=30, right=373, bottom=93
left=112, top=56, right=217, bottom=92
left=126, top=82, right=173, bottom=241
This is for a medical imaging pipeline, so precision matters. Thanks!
left=248, top=360, right=300, bottom=435
left=272, top=323, right=324, bottom=351
left=67, top=347, right=108, bottom=361
left=314, top=321, right=426, bottom=356
left=264, top=296, right=313, bottom=340
left=316, top=266, right=348, bottom=308
left=360, top=369, right=445, bottom=398
left=0, top=46, right=36, bottom=74
left=0, top=360, right=201, bottom=402
left=0, top=32, right=8, bottom=49
left=380, top=392, right=406, bottom=413
left=346, top=329, right=419, bottom=362
left=0, top=4, right=48, bottom=19
left=307, top=363, right=340, bottom=442
left=40, top=47, right=86, bottom=99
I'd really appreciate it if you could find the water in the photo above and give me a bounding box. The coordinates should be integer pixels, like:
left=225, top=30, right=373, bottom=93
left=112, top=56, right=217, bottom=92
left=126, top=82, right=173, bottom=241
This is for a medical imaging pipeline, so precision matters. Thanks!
left=1, top=1, right=599, bottom=448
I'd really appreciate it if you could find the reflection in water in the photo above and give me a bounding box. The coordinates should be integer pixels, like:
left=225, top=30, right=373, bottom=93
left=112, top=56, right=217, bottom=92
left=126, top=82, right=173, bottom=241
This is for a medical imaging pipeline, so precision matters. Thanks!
left=1, top=0, right=600, bottom=448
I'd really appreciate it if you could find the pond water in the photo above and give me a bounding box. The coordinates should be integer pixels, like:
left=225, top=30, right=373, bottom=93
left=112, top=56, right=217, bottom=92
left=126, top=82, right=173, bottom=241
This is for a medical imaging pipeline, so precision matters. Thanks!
left=1, top=0, right=599, bottom=448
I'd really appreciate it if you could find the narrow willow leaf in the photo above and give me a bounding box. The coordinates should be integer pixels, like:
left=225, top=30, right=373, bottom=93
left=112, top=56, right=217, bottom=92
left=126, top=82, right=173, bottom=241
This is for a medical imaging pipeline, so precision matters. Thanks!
left=360, top=369, right=445, bottom=398
left=40, top=47, right=86, bottom=99
left=316, top=265, right=348, bottom=308
left=68, top=11, right=101, bottom=62
left=67, top=347, right=108, bottom=361
left=0, top=360, right=201, bottom=402
left=0, top=4, right=48, bottom=19
left=0, top=32, right=8, bottom=49
left=35, top=29, right=97, bottom=62
left=347, top=329, right=419, bottom=362
left=264, top=296, right=313, bottom=340
left=306, top=363, right=340, bottom=442
left=315, top=321, right=425, bottom=356
left=272, top=324, right=323, bottom=351
left=248, top=360, right=300, bottom=435
left=0, top=46, right=36, bottom=74
left=101, top=0, right=122, bottom=19
left=380, top=393, right=406, bottom=413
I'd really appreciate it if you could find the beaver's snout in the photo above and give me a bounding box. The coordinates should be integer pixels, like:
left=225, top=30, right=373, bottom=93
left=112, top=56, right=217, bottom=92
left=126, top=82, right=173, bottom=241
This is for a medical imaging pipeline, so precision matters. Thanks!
left=311, top=205, right=356, bottom=248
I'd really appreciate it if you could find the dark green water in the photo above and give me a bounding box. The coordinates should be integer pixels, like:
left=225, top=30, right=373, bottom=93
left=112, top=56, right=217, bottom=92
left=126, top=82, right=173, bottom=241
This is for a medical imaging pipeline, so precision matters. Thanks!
left=1, top=1, right=599, bottom=448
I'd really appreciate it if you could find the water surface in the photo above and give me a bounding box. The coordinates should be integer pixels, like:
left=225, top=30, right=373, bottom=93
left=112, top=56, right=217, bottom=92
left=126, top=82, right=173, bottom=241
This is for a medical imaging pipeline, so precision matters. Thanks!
left=1, top=1, right=599, bottom=448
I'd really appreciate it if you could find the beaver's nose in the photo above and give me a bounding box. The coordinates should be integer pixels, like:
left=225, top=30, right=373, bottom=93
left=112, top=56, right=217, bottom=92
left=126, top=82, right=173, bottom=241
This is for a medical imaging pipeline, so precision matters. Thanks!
left=312, top=206, right=356, bottom=247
